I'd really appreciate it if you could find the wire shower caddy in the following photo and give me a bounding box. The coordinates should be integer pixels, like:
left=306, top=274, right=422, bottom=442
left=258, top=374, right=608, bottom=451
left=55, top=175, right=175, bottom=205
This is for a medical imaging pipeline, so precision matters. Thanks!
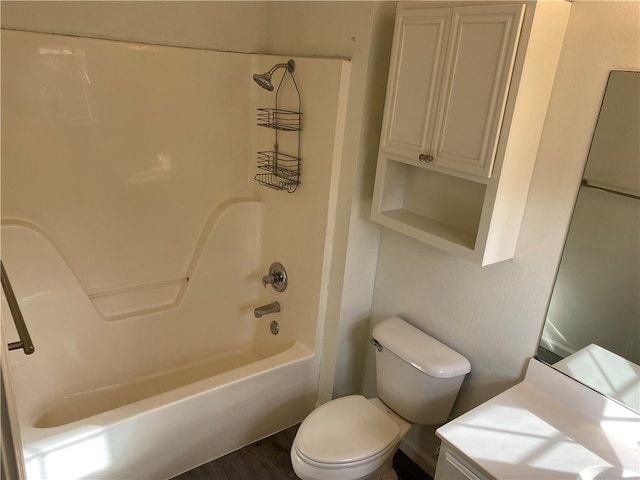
left=254, top=65, right=302, bottom=193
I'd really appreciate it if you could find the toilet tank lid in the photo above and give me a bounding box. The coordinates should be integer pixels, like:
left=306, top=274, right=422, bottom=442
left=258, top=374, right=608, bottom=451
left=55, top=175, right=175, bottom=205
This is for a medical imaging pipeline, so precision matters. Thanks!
left=372, top=317, right=471, bottom=378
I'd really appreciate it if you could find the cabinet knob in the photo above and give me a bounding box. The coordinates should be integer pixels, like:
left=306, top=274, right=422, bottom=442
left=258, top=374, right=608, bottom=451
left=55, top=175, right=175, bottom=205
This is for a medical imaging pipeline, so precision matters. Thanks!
left=418, top=153, right=434, bottom=163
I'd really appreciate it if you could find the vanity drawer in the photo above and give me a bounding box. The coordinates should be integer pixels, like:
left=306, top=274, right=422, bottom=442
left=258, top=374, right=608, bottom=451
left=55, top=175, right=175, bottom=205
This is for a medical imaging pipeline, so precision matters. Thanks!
left=435, top=445, right=490, bottom=480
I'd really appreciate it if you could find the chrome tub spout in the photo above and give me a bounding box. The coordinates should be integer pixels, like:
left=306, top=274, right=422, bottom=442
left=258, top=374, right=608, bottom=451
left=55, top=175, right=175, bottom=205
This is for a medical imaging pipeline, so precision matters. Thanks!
left=254, top=301, right=281, bottom=318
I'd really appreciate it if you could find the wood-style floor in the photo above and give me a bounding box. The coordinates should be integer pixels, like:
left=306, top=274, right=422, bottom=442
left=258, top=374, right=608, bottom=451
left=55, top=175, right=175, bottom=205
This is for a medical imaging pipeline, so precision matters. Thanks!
left=172, top=424, right=433, bottom=480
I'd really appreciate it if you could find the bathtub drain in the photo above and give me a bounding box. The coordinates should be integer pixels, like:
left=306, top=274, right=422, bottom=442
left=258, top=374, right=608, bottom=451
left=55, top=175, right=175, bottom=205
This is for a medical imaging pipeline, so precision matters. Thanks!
left=270, top=320, right=279, bottom=335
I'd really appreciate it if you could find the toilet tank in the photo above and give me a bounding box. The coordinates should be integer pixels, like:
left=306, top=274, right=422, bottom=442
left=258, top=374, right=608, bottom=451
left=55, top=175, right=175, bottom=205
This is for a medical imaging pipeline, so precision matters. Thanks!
left=372, top=317, right=470, bottom=425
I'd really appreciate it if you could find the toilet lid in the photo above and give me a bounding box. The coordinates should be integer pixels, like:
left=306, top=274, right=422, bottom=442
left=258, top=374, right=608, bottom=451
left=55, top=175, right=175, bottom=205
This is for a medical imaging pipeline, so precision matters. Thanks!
left=295, top=395, right=400, bottom=466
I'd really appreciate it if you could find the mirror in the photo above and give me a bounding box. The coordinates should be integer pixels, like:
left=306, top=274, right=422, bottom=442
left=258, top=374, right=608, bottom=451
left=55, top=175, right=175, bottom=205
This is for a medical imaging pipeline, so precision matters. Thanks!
left=536, top=70, right=640, bottom=412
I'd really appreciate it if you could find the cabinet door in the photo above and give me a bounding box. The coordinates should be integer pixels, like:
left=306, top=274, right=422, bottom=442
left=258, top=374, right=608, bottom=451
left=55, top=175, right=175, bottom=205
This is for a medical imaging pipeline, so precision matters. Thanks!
left=431, top=4, right=524, bottom=178
left=380, top=9, right=450, bottom=160
left=435, top=450, right=489, bottom=480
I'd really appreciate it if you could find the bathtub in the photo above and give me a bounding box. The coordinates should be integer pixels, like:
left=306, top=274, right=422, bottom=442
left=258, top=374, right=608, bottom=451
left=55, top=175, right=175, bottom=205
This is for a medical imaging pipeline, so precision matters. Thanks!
left=1, top=200, right=319, bottom=479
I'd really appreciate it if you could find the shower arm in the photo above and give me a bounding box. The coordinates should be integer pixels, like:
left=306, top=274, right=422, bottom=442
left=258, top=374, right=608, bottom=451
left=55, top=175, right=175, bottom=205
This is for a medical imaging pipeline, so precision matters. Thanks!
left=267, top=61, right=294, bottom=76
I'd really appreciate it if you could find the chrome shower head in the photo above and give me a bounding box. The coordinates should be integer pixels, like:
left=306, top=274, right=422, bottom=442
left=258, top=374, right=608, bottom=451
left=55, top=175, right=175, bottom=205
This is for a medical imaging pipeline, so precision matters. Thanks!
left=252, top=60, right=295, bottom=91
left=252, top=72, right=275, bottom=91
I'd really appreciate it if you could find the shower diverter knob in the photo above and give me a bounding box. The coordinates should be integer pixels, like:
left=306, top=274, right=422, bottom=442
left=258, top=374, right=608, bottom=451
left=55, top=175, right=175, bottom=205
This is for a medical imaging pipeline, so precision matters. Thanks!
left=261, top=262, right=288, bottom=292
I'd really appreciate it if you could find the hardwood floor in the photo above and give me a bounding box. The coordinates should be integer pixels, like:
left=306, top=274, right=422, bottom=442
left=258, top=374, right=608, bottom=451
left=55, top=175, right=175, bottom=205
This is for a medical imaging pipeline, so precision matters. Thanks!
left=172, top=424, right=433, bottom=480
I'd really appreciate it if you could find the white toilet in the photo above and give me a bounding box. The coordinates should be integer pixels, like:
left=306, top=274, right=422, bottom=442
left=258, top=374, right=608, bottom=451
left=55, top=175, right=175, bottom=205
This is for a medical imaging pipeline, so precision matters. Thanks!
left=291, top=316, right=471, bottom=480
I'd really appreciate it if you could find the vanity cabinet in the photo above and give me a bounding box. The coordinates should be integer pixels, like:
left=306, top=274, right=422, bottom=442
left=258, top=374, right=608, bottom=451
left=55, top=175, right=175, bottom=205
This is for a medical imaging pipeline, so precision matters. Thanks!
left=434, top=359, right=640, bottom=479
left=372, top=1, right=570, bottom=265
left=435, top=443, right=490, bottom=480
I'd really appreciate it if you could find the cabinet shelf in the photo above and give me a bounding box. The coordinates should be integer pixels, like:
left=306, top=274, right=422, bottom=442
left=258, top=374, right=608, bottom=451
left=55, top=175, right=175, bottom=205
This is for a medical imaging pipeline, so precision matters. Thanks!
left=373, top=157, right=484, bottom=253
left=378, top=209, right=477, bottom=250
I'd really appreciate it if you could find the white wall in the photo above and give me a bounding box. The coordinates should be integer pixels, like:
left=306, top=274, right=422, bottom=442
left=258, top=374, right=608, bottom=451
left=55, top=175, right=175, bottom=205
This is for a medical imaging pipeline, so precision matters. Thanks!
left=0, top=1, right=268, bottom=53
left=363, top=0, right=640, bottom=473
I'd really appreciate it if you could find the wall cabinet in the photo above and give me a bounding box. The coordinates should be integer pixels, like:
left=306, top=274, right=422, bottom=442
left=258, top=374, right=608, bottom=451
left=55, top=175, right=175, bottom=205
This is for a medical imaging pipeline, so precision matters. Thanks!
left=380, top=5, right=524, bottom=179
left=372, top=1, right=570, bottom=265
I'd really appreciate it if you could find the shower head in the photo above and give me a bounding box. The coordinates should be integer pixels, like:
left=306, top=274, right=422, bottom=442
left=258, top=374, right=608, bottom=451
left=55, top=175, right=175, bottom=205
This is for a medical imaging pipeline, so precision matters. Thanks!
left=252, top=72, right=275, bottom=91
left=252, top=59, right=295, bottom=91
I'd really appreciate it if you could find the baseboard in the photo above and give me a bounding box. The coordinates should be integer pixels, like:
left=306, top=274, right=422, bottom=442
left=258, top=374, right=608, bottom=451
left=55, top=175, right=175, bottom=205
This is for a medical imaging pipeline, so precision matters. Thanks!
left=399, top=437, right=438, bottom=478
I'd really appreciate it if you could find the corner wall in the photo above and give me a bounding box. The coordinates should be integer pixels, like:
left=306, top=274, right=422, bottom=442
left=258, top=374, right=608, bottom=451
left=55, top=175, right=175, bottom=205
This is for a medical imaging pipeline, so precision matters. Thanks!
left=364, top=1, right=640, bottom=473
left=264, top=1, right=397, bottom=403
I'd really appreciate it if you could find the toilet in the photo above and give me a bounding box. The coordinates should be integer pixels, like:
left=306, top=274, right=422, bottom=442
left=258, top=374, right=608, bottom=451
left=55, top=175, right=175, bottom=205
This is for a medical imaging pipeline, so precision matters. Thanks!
left=291, top=316, right=471, bottom=480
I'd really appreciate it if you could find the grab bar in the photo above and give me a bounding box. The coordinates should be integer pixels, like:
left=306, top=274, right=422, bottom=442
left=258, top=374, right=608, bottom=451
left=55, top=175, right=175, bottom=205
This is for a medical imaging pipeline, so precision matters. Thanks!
left=1, top=261, right=35, bottom=355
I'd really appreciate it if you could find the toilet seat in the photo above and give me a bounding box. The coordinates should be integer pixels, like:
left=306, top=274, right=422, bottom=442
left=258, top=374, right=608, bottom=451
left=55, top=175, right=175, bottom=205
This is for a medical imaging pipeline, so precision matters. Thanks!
left=294, top=395, right=401, bottom=468
left=293, top=437, right=394, bottom=470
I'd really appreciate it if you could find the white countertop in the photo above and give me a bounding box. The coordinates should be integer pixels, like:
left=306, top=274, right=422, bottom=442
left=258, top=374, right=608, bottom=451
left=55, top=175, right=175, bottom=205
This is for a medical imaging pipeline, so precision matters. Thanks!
left=436, top=359, right=640, bottom=479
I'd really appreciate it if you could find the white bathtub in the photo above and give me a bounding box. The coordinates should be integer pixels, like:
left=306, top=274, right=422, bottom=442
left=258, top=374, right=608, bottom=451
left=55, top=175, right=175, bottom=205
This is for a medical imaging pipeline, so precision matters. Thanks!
left=21, top=342, right=316, bottom=480
left=2, top=200, right=319, bottom=479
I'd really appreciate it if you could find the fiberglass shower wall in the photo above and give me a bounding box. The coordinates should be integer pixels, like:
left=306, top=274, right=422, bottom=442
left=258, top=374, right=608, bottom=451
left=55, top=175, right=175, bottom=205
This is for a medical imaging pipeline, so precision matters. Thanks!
left=1, top=29, right=351, bottom=351
left=2, top=30, right=253, bottom=319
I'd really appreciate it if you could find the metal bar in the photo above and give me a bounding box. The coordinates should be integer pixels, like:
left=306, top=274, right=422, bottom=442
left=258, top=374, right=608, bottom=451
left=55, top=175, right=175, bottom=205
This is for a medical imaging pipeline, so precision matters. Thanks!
left=581, top=179, right=640, bottom=200
left=1, top=367, right=27, bottom=480
left=1, top=261, right=35, bottom=355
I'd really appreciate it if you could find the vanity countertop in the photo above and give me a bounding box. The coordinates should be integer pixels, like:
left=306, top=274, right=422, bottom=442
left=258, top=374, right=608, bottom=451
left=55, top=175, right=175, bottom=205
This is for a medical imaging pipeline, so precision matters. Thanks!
left=436, top=359, right=640, bottom=479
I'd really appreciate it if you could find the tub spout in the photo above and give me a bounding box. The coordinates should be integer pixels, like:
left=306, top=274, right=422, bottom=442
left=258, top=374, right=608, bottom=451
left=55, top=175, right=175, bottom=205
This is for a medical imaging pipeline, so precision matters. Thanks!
left=254, top=301, right=280, bottom=318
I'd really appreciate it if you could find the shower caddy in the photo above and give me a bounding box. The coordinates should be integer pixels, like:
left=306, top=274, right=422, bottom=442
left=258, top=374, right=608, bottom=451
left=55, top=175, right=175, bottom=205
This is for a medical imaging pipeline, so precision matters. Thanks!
left=254, top=63, right=302, bottom=193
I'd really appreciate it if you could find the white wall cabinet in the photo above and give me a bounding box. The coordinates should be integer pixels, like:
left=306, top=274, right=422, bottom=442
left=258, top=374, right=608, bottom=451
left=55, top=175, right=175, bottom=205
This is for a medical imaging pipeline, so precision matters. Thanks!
left=372, top=1, right=570, bottom=265
left=380, top=5, right=524, bottom=179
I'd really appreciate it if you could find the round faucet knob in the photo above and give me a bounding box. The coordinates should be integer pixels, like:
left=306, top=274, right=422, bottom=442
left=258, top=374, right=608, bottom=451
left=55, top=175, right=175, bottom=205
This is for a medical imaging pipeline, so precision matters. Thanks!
left=262, top=262, right=288, bottom=292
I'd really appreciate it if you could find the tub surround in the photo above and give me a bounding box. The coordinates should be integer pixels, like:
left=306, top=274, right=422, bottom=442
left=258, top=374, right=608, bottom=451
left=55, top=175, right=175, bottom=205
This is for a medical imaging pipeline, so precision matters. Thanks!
left=2, top=206, right=319, bottom=479
left=2, top=202, right=276, bottom=423
left=1, top=30, right=255, bottom=319
left=435, top=359, right=640, bottom=479
left=1, top=29, right=350, bottom=332
left=2, top=28, right=352, bottom=479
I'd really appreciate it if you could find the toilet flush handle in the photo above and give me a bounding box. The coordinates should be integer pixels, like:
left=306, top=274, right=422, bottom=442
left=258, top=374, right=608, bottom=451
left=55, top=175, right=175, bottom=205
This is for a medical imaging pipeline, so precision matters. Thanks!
left=370, top=338, right=383, bottom=352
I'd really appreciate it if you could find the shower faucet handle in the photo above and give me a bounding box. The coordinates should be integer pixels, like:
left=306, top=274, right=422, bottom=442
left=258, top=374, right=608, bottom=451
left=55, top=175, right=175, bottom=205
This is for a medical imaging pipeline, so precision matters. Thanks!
left=261, top=262, right=288, bottom=292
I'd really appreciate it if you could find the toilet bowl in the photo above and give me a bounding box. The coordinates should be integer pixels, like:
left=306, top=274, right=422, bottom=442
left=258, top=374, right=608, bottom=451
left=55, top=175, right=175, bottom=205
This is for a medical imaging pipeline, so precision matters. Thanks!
left=291, top=317, right=471, bottom=480
left=291, top=396, right=411, bottom=480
